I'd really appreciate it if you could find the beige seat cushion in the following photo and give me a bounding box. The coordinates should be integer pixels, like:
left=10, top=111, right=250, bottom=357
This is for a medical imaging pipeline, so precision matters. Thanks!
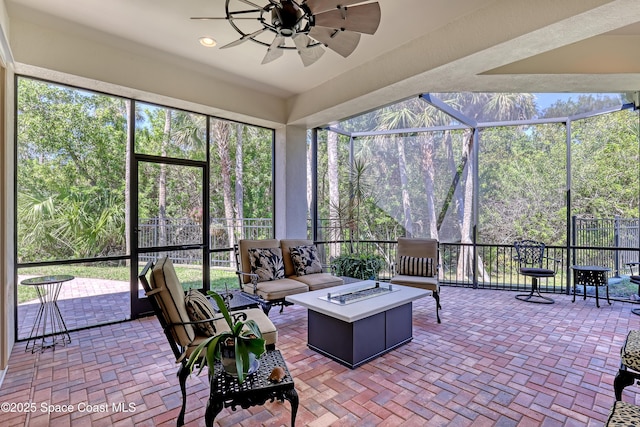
left=291, top=272, right=343, bottom=291
left=184, top=309, right=277, bottom=360
left=390, top=274, right=439, bottom=292
left=242, top=278, right=308, bottom=300
left=150, top=257, right=195, bottom=347
left=223, top=308, right=278, bottom=346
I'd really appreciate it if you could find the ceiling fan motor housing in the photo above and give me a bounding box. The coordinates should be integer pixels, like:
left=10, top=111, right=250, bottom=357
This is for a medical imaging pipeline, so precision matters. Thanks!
left=271, top=1, right=305, bottom=37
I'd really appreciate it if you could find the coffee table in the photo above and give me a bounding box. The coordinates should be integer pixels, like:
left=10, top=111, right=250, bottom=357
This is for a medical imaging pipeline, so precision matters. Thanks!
left=286, top=280, right=431, bottom=368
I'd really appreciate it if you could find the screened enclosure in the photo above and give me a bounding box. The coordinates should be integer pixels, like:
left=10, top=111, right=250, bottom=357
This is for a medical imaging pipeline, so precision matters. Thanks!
left=311, top=92, right=640, bottom=297
left=15, top=76, right=275, bottom=339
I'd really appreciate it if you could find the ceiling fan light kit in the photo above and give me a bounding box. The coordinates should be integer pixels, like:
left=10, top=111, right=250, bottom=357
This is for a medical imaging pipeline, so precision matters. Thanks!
left=192, top=0, right=381, bottom=67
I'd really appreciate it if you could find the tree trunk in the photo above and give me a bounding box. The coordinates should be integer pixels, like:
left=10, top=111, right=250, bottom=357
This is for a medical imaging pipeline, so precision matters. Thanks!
left=420, top=134, right=438, bottom=239
left=327, top=131, right=340, bottom=258
left=212, top=121, right=235, bottom=266
left=158, top=110, right=170, bottom=247
left=235, top=124, right=244, bottom=241
left=397, top=137, right=413, bottom=237
left=456, top=131, right=490, bottom=281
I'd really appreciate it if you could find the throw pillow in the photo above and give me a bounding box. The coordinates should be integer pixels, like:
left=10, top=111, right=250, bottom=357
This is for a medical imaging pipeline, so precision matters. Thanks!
left=184, top=289, right=217, bottom=336
left=398, top=256, right=435, bottom=277
left=248, top=247, right=285, bottom=282
left=290, top=245, right=323, bottom=276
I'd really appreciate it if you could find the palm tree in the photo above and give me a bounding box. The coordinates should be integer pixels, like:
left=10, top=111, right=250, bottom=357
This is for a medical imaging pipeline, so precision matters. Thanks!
left=211, top=119, right=236, bottom=265
left=375, top=104, right=420, bottom=237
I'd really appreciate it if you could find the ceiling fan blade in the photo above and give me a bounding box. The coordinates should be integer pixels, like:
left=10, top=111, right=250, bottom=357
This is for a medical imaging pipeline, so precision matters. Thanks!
left=293, top=33, right=325, bottom=67
left=314, top=2, right=381, bottom=35
left=190, top=16, right=259, bottom=20
left=191, top=7, right=263, bottom=20
left=304, top=0, right=367, bottom=14
left=220, top=28, right=267, bottom=49
left=309, top=27, right=360, bottom=57
left=238, top=0, right=264, bottom=8
left=262, top=36, right=285, bottom=64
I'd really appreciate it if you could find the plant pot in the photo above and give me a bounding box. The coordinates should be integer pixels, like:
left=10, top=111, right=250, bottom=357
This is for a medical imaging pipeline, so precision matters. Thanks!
left=220, top=345, right=260, bottom=378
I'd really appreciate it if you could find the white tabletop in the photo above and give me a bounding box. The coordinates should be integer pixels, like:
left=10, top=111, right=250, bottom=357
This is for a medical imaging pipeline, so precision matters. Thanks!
left=286, top=280, right=431, bottom=323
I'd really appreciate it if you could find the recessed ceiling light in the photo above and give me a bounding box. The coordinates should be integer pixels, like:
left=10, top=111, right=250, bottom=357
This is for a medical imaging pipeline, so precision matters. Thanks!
left=199, top=37, right=217, bottom=47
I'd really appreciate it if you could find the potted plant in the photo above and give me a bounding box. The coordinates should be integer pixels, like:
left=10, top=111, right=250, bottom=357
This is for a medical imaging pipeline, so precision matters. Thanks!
left=332, top=252, right=385, bottom=280
left=186, top=291, right=266, bottom=384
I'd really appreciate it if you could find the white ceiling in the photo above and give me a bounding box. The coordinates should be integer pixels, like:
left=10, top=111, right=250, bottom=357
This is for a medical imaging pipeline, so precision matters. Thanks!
left=6, top=0, right=496, bottom=97
left=4, top=0, right=640, bottom=126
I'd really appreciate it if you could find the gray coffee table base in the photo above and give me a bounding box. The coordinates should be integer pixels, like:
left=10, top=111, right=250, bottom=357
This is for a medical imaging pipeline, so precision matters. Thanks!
left=307, top=302, right=413, bottom=368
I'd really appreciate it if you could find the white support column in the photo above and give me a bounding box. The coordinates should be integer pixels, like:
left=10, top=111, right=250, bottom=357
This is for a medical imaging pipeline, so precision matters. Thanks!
left=0, top=65, right=15, bottom=379
left=274, top=125, right=308, bottom=239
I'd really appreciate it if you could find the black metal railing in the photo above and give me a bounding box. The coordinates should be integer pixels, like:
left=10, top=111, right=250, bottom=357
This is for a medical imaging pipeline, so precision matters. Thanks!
left=315, top=239, right=640, bottom=299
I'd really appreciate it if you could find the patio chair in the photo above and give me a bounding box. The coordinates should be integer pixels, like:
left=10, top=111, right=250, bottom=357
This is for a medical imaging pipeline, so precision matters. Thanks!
left=514, top=239, right=558, bottom=304
left=614, top=329, right=640, bottom=401
left=139, top=257, right=277, bottom=427
left=389, top=237, right=441, bottom=323
left=626, top=262, right=640, bottom=316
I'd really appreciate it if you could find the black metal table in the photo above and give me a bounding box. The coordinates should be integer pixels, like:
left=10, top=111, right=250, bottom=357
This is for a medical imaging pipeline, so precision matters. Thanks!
left=571, top=265, right=611, bottom=308
left=206, top=349, right=298, bottom=426
left=217, top=289, right=260, bottom=312
left=20, top=275, right=73, bottom=353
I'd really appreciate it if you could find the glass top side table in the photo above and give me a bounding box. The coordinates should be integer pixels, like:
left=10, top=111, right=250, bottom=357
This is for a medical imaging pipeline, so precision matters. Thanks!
left=20, top=274, right=74, bottom=353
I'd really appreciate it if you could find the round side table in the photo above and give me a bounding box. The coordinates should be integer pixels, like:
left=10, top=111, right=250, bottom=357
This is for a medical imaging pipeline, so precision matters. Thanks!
left=20, top=275, right=74, bottom=353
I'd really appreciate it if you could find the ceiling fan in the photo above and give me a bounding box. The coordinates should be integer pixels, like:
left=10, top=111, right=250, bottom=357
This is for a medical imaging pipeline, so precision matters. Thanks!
left=191, top=0, right=381, bottom=67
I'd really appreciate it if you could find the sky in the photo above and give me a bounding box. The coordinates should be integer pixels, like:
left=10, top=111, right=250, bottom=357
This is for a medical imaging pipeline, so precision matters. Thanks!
left=533, top=92, right=622, bottom=110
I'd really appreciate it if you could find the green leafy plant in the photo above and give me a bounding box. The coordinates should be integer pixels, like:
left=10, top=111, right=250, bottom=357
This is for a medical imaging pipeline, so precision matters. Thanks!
left=332, top=253, right=385, bottom=280
left=186, top=291, right=265, bottom=384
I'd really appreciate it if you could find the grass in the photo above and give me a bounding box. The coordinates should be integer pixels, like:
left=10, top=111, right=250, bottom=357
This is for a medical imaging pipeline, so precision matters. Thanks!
left=17, top=264, right=239, bottom=303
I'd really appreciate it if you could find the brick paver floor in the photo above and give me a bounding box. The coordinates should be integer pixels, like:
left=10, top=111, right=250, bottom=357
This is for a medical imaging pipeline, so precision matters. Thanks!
left=17, top=277, right=130, bottom=340
left=2, top=286, right=639, bottom=426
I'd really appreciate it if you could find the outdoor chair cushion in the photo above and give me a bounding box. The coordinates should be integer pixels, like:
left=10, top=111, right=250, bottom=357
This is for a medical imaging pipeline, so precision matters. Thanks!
left=248, top=247, right=285, bottom=282
left=622, top=330, right=640, bottom=372
left=241, top=277, right=308, bottom=301
left=520, top=267, right=555, bottom=277
left=398, top=255, right=435, bottom=277
left=181, top=308, right=278, bottom=359
left=289, top=244, right=323, bottom=276
left=150, top=257, right=195, bottom=347
left=606, top=400, right=640, bottom=426
left=184, top=289, right=278, bottom=344
left=390, top=274, right=439, bottom=292
left=289, top=272, right=343, bottom=291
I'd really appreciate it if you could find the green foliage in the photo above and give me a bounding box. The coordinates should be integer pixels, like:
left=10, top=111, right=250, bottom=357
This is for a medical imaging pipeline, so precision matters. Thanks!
left=186, top=291, right=265, bottom=384
left=332, top=253, right=385, bottom=280
left=17, top=77, right=275, bottom=263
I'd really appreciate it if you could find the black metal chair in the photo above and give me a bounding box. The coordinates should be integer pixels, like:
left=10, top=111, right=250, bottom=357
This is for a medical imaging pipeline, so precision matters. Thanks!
left=626, top=262, right=640, bottom=316
left=514, top=240, right=558, bottom=304
left=614, top=330, right=640, bottom=401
